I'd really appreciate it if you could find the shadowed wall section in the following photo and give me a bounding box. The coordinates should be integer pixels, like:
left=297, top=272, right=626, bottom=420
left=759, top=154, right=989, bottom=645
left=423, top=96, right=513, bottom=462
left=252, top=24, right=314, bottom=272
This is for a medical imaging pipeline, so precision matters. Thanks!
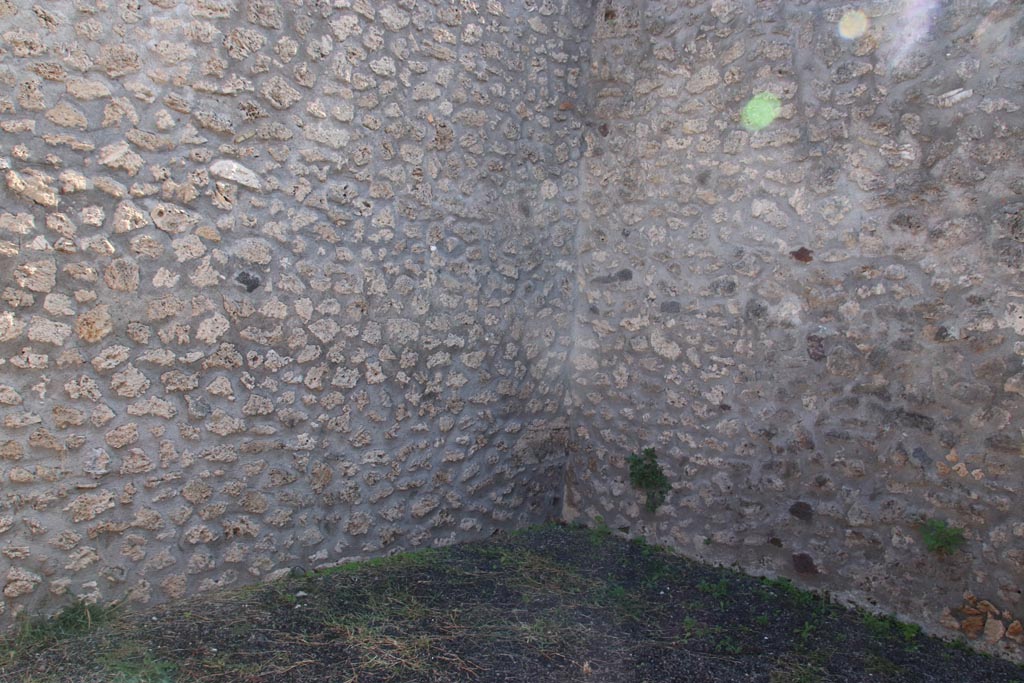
left=566, top=0, right=1024, bottom=659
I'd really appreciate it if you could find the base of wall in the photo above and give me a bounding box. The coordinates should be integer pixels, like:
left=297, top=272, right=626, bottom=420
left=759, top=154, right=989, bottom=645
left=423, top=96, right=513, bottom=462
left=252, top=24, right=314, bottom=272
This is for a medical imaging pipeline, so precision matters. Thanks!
left=561, top=500, right=1024, bottom=664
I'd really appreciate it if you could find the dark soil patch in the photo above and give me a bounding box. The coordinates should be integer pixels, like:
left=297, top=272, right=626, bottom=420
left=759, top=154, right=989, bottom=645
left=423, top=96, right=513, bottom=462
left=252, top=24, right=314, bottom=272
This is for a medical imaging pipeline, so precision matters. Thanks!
left=2, top=523, right=1022, bottom=683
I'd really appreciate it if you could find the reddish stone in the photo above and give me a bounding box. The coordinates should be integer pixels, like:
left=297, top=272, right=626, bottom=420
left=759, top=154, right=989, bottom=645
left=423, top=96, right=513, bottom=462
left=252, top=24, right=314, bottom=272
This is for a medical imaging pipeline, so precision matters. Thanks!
left=961, top=615, right=986, bottom=639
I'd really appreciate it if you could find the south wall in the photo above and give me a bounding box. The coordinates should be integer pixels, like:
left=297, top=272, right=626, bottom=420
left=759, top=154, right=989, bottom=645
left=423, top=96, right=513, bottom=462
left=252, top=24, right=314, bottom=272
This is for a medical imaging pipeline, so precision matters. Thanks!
left=0, top=0, right=586, bottom=624
left=567, top=0, right=1024, bottom=659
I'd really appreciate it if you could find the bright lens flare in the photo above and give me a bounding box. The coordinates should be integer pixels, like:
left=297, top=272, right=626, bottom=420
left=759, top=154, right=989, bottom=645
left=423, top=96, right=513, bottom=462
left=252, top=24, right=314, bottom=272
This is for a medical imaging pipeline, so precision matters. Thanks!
left=893, top=0, right=937, bottom=64
left=741, top=93, right=781, bottom=131
left=838, top=10, right=869, bottom=39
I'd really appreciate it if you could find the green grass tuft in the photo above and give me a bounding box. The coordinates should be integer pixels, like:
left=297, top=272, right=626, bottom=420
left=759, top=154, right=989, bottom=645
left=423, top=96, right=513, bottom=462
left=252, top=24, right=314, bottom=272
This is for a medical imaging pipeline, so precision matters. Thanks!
left=8, top=600, right=116, bottom=655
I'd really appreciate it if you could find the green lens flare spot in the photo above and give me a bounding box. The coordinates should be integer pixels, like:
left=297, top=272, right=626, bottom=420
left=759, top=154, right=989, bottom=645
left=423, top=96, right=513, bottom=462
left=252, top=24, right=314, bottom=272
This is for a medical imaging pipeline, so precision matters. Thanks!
left=741, top=92, right=781, bottom=131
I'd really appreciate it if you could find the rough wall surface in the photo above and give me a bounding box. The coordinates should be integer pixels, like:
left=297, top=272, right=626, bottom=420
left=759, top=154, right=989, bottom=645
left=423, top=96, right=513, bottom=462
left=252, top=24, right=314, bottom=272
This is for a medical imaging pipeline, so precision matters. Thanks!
left=0, top=0, right=585, bottom=624
left=2, top=0, right=1023, bottom=661
left=566, top=0, right=1024, bottom=658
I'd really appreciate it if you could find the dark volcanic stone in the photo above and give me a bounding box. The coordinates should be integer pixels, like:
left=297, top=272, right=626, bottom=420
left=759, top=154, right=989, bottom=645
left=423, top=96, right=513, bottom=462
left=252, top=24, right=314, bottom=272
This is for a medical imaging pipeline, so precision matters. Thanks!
left=871, top=405, right=936, bottom=432
left=806, top=334, right=826, bottom=361
left=591, top=268, right=633, bottom=285
left=236, top=271, right=261, bottom=292
left=985, top=433, right=1024, bottom=454
left=789, top=501, right=813, bottom=522
left=790, top=247, right=814, bottom=263
left=660, top=301, right=681, bottom=314
left=745, top=299, right=768, bottom=322
left=710, top=277, right=737, bottom=296
left=185, top=395, right=211, bottom=420
left=792, top=552, right=818, bottom=574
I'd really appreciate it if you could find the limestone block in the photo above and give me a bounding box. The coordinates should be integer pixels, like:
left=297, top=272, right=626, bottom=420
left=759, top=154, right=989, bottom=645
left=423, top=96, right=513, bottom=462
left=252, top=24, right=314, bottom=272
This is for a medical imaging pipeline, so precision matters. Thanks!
left=65, top=491, right=116, bottom=523
left=3, top=568, right=41, bottom=598
left=105, top=423, right=139, bottom=449
left=7, top=170, right=58, bottom=208
left=210, top=160, right=261, bottom=190
left=27, top=317, right=72, bottom=346
left=75, top=305, right=113, bottom=343
left=259, top=76, right=301, bottom=110
left=45, top=102, right=88, bottom=130
left=103, top=258, right=140, bottom=292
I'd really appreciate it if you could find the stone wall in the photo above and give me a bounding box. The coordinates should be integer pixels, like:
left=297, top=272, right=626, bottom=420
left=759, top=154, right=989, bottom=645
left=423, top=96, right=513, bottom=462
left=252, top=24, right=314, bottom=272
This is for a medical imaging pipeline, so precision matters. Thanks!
left=2, top=0, right=1022, bottom=661
left=0, top=0, right=586, bottom=624
left=566, top=0, right=1024, bottom=659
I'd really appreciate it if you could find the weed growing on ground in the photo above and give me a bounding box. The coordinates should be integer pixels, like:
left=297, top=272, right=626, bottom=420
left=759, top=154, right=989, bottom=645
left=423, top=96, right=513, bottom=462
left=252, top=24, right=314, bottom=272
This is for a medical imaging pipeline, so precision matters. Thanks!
left=759, top=577, right=824, bottom=612
left=769, top=656, right=829, bottom=683
left=713, top=634, right=744, bottom=655
left=627, top=447, right=670, bottom=512
left=98, top=643, right=177, bottom=683
left=697, top=578, right=729, bottom=601
left=864, top=652, right=904, bottom=676
left=588, top=515, right=612, bottom=544
left=1, top=600, right=180, bottom=683
left=795, top=620, right=816, bottom=645
left=6, top=600, right=115, bottom=657
left=859, top=610, right=922, bottom=651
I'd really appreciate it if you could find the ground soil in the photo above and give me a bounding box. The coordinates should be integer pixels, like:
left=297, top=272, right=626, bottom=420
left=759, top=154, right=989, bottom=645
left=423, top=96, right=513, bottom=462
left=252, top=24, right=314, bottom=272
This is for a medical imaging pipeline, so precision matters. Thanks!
left=2, top=523, right=1022, bottom=683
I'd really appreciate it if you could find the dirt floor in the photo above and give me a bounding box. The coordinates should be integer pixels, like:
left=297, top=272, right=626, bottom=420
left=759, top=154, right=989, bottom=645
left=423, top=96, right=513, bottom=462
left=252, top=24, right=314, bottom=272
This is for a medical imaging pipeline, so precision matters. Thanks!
left=2, top=523, right=1023, bottom=683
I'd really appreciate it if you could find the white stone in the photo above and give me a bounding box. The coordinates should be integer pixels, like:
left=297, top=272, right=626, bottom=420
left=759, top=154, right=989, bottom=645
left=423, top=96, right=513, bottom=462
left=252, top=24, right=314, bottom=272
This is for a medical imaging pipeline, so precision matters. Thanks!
left=1002, top=302, right=1024, bottom=336
left=651, top=328, right=682, bottom=361
left=0, top=312, right=26, bottom=342
left=111, top=365, right=150, bottom=398
left=14, top=260, right=56, bottom=292
left=0, top=212, right=34, bottom=235
left=27, top=317, right=72, bottom=345
left=6, top=170, right=58, bottom=207
left=196, top=313, right=230, bottom=344
left=210, top=160, right=262, bottom=190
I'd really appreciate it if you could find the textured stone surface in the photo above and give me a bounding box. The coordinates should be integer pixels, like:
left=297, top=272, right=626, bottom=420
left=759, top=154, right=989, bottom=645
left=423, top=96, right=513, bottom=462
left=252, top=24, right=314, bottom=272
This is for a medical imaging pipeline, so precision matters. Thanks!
left=564, top=0, right=1024, bottom=663
left=0, top=0, right=1020, bottom=663
left=0, top=0, right=582, bottom=628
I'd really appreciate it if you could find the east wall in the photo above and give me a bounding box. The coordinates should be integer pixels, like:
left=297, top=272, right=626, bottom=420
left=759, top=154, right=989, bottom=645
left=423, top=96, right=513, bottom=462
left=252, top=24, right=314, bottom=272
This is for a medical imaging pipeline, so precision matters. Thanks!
left=567, top=0, right=1024, bottom=658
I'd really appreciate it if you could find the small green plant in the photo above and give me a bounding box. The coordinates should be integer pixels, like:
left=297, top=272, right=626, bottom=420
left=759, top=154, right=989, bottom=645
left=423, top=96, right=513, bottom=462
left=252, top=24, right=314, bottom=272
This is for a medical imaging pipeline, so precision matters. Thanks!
left=604, top=583, right=628, bottom=603
left=627, top=447, right=670, bottom=512
left=770, top=657, right=828, bottom=683
left=9, top=600, right=116, bottom=654
left=713, top=634, right=744, bottom=654
left=896, top=621, right=922, bottom=643
left=860, top=610, right=923, bottom=652
left=864, top=652, right=904, bottom=676
left=697, top=578, right=729, bottom=600
left=99, top=643, right=177, bottom=683
left=861, top=612, right=891, bottom=640
left=794, top=620, right=816, bottom=646
left=588, top=515, right=612, bottom=544
left=918, top=518, right=966, bottom=555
